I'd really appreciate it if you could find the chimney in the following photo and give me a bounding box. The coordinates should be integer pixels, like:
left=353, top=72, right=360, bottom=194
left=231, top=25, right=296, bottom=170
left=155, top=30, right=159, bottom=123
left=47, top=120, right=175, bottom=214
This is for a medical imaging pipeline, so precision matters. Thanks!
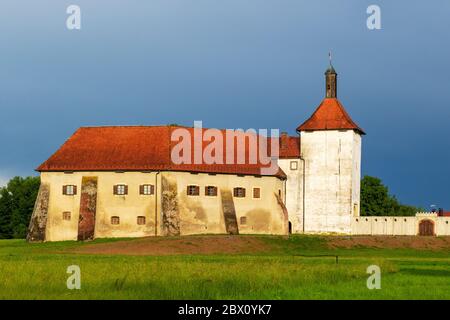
left=438, top=208, right=444, bottom=216
left=280, top=132, right=288, bottom=150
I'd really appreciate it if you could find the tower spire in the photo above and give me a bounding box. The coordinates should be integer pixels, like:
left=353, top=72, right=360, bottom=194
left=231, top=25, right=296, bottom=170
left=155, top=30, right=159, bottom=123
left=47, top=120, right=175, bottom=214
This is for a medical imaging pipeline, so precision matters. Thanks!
left=325, top=52, right=337, bottom=98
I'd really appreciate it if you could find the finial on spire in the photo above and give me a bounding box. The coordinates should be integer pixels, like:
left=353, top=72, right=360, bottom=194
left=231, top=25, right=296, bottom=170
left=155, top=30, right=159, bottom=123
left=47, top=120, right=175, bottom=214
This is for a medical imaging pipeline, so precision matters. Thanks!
left=325, top=52, right=336, bottom=75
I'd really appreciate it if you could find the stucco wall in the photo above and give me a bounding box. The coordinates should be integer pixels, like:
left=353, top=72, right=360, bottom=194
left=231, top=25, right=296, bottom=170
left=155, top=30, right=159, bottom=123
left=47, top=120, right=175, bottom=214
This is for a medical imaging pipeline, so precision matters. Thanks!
left=278, top=158, right=303, bottom=233
left=27, top=183, right=50, bottom=242
left=41, top=171, right=287, bottom=241
left=42, top=171, right=158, bottom=241
left=164, top=171, right=286, bottom=236
left=352, top=215, right=450, bottom=236
left=300, top=129, right=362, bottom=234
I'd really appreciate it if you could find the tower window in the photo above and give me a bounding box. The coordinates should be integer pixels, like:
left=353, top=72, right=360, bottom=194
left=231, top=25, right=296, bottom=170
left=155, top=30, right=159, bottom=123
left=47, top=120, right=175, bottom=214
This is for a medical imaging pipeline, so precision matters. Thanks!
left=187, top=185, right=200, bottom=196
left=111, top=216, right=120, bottom=225
left=137, top=216, right=146, bottom=225
left=114, top=184, right=128, bottom=195
left=140, top=184, right=154, bottom=195
left=240, top=216, right=247, bottom=225
left=290, top=161, right=298, bottom=170
left=62, top=212, right=71, bottom=221
left=233, top=187, right=246, bottom=198
left=62, top=185, right=77, bottom=195
left=253, top=187, right=261, bottom=199
left=205, top=186, right=218, bottom=196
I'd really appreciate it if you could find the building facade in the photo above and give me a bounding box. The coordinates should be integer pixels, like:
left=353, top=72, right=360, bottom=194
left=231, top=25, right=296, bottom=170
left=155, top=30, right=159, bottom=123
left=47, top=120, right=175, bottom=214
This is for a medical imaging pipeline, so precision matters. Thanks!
left=29, top=64, right=446, bottom=242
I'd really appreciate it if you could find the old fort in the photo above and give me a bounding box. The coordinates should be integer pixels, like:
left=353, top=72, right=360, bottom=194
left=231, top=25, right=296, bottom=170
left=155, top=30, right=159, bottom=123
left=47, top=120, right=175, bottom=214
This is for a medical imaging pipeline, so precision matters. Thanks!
left=27, top=64, right=450, bottom=241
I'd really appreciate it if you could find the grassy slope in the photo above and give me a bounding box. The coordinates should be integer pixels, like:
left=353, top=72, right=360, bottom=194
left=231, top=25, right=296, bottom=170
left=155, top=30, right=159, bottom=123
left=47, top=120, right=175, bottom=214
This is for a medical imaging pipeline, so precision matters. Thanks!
left=0, top=235, right=449, bottom=300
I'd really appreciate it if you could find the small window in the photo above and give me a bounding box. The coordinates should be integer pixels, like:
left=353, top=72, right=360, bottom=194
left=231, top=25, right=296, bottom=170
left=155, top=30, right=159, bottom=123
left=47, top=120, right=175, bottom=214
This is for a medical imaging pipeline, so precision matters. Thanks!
left=278, top=189, right=282, bottom=197
left=233, top=187, right=246, bottom=198
left=290, top=161, right=298, bottom=170
left=253, top=187, right=261, bottom=199
left=62, top=185, right=77, bottom=195
left=114, top=184, right=128, bottom=195
left=111, top=216, right=120, bottom=225
left=140, top=184, right=154, bottom=195
left=205, top=186, right=218, bottom=196
left=187, top=185, right=200, bottom=196
left=137, top=216, right=146, bottom=225
left=62, top=212, right=71, bottom=221
left=240, top=216, right=247, bottom=225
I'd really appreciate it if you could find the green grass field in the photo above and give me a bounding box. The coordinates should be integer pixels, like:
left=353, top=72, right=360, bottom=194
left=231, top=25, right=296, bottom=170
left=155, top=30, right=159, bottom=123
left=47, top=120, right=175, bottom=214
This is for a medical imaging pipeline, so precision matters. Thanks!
left=0, top=235, right=449, bottom=300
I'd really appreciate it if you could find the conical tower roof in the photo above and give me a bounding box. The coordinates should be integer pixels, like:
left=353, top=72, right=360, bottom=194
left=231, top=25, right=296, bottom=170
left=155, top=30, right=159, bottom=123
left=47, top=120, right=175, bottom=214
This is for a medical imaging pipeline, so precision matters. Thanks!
left=297, top=98, right=365, bottom=134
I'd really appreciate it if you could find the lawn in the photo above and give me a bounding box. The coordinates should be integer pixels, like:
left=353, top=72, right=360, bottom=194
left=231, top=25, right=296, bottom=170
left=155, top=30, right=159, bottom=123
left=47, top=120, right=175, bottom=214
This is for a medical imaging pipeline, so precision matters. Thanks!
left=0, top=235, right=449, bottom=299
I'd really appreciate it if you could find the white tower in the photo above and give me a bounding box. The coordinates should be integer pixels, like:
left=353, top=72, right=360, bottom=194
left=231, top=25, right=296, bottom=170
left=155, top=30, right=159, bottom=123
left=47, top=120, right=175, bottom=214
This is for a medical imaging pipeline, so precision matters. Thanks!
left=296, top=62, right=365, bottom=233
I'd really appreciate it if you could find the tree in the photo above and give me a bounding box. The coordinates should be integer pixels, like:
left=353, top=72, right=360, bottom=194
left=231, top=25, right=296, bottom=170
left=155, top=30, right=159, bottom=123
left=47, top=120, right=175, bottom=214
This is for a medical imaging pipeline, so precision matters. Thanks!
left=0, top=176, right=40, bottom=239
left=0, top=187, right=13, bottom=238
left=360, top=175, right=421, bottom=216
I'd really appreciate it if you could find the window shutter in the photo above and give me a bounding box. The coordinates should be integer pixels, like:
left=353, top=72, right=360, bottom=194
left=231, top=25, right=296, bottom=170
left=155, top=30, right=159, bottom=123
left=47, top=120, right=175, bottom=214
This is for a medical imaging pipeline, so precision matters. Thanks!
left=150, top=185, right=155, bottom=195
left=213, top=186, right=218, bottom=196
left=204, top=186, right=208, bottom=195
left=124, top=185, right=128, bottom=195
left=186, top=186, right=190, bottom=195
left=242, top=188, right=246, bottom=197
left=62, top=186, right=67, bottom=195
left=139, top=185, right=144, bottom=195
left=73, top=186, right=77, bottom=195
left=195, top=186, right=199, bottom=196
left=233, top=188, right=237, bottom=197
left=113, top=185, right=117, bottom=195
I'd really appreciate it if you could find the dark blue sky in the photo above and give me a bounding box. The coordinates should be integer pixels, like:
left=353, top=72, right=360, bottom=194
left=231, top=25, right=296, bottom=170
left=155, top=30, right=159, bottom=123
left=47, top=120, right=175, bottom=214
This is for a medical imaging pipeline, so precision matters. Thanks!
left=0, top=1, right=449, bottom=209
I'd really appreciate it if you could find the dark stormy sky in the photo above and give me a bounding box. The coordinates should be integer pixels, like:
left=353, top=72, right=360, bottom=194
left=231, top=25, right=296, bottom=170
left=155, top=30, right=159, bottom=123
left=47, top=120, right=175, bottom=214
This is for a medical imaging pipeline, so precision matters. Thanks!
left=0, top=1, right=449, bottom=209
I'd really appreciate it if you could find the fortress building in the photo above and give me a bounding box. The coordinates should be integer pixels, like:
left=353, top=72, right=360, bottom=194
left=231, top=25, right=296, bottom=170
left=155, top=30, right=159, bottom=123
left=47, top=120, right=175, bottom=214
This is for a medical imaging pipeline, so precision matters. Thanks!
left=27, top=64, right=366, bottom=241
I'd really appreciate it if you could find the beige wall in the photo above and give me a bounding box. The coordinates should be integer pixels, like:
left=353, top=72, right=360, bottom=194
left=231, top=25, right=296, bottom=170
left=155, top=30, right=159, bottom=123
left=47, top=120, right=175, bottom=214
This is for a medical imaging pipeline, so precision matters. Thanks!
left=42, top=171, right=158, bottom=241
left=164, top=171, right=286, bottom=236
left=41, top=170, right=286, bottom=241
left=352, top=214, right=450, bottom=236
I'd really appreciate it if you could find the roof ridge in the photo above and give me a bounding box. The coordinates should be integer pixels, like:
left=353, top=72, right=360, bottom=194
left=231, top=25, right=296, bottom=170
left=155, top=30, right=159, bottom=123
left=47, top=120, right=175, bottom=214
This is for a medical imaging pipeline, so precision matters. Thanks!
left=79, top=125, right=189, bottom=129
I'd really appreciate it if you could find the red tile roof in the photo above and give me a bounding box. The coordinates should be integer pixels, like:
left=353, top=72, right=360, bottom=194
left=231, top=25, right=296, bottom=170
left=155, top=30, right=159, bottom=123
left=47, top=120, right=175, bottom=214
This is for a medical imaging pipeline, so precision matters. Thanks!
left=297, top=98, right=365, bottom=134
left=37, top=126, right=289, bottom=179
left=279, top=135, right=300, bottom=158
